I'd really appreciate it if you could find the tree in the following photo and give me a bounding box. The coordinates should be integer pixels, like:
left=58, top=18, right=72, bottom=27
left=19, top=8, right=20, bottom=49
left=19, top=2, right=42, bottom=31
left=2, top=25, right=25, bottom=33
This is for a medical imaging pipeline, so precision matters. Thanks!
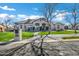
left=4, top=18, right=12, bottom=31
left=65, top=4, right=79, bottom=33
left=41, top=3, right=57, bottom=34
left=38, top=3, right=58, bottom=55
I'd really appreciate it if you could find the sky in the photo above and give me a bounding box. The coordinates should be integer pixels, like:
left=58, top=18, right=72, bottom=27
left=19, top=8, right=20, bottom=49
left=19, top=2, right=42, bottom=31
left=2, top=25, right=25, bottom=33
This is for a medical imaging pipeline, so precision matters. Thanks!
left=0, top=3, right=79, bottom=25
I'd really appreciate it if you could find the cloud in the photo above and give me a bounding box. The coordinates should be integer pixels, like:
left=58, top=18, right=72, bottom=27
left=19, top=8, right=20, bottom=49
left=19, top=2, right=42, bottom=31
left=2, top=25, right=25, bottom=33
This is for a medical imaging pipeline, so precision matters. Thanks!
left=32, top=8, right=38, bottom=11
left=0, top=6, right=16, bottom=11
left=52, top=11, right=74, bottom=22
left=28, top=15, right=43, bottom=19
left=9, top=15, right=16, bottom=18
left=52, top=11, right=67, bottom=21
left=17, top=14, right=43, bottom=20
left=17, top=14, right=27, bottom=19
left=52, top=10, right=67, bottom=21
left=0, top=14, right=8, bottom=18
left=0, top=14, right=16, bottom=24
left=56, top=12, right=66, bottom=18
left=0, top=14, right=16, bottom=19
left=0, top=14, right=16, bottom=23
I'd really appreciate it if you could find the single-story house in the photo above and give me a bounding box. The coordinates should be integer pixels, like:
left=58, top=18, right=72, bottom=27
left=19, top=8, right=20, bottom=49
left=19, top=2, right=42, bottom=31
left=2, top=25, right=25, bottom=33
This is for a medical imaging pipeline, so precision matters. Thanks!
left=15, top=18, right=65, bottom=32
left=64, top=24, right=79, bottom=30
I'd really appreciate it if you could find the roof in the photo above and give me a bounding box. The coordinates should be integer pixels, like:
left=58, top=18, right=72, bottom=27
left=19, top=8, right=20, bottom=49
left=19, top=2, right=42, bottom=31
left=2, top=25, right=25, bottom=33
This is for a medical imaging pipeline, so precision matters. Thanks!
left=0, top=24, right=6, bottom=29
left=55, top=22, right=65, bottom=25
left=15, top=18, right=66, bottom=26
left=15, top=18, right=50, bottom=24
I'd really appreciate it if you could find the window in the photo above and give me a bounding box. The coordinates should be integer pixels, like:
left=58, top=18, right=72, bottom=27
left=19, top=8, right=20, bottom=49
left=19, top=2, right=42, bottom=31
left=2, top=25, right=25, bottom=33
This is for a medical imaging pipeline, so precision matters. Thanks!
left=65, top=26, right=68, bottom=29
left=35, top=23, right=40, bottom=26
left=20, top=25, right=22, bottom=28
left=42, top=23, right=46, bottom=27
left=57, top=25, right=60, bottom=28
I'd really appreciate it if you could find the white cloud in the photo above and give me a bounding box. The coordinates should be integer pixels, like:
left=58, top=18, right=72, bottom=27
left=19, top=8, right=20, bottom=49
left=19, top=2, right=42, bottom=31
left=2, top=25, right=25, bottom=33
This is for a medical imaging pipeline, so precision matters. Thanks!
left=53, top=11, right=73, bottom=22
left=0, top=14, right=16, bottom=24
left=56, top=12, right=66, bottom=18
left=0, top=6, right=16, bottom=11
left=0, top=13, right=44, bottom=23
left=9, top=15, right=16, bottom=18
left=0, top=13, right=16, bottom=22
left=52, top=10, right=68, bottom=22
left=28, top=15, right=43, bottom=19
left=0, top=14, right=8, bottom=18
left=33, top=8, right=38, bottom=11
left=17, top=14, right=43, bottom=20
left=17, top=14, right=27, bottom=18
left=0, top=14, right=16, bottom=19
left=52, top=11, right=67, bottom=21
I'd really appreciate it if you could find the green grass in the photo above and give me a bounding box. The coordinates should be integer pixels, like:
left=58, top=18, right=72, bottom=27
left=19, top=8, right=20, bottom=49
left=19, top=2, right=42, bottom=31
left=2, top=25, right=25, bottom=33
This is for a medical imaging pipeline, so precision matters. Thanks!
left=0, top=32, right=34, bottom=42
left=39, top=30, right=79, bottom=35
left=0, top=32, right=15, bottom=42
left=63, top=36, right=79, bottom=39
left=22, top=32, right=34, bottom=39
left=1, top=30, right=79, bottom=42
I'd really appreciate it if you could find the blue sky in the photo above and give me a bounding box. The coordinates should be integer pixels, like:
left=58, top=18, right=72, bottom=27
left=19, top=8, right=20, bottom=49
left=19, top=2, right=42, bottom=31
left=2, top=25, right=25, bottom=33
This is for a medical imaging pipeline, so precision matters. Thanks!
left=0, top=3, right=79, bottom=25
left=0, top=3, right=44, bottom=15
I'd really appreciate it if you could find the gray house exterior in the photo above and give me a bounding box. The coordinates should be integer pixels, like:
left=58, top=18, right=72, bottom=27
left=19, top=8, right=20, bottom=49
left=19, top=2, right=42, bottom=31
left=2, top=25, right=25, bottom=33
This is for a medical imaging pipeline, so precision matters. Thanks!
left=15, top=18, right=65, bottom=32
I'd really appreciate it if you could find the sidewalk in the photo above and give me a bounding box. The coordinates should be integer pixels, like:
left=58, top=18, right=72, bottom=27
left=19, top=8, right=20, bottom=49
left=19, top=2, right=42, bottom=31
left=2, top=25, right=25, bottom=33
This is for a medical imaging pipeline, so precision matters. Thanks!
left=0, top=35, right=41, bottom=50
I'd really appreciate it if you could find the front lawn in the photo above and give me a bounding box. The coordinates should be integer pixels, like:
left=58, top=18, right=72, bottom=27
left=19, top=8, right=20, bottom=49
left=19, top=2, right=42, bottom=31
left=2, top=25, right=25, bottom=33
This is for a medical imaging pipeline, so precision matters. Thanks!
left=1, top=30, right=79, bottom=42
left=22, top=32, right=34, bottom=39
left=62, top=36, right=79, bottom=41
left=0, top=32, right=34, bottom=42
left=63, top=36, right=79, bottom=39
left=39, top=30, right=79, bottom=35
left=0, top=32, right=15, bottom=42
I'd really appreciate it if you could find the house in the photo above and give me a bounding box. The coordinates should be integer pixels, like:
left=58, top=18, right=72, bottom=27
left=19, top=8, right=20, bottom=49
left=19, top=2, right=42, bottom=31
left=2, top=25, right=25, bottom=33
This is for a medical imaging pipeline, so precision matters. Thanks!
left=76, top=24, right=79, bottom=30
left=64, top=24, right=79, bottom=30
left=15, top=18, right=65, bottom=32
left=0, top=25, right=6, bottom=32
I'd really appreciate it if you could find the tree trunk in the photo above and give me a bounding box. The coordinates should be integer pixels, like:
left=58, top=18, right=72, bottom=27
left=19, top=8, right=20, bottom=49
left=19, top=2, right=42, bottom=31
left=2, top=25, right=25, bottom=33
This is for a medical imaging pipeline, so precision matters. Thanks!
left=48, top=21, right=51, bottom=34
left=72, top=25, right=77, bottom=34
left=40, top=36, right=44, bottom=56
left=74, top=26, right=77, bottom=34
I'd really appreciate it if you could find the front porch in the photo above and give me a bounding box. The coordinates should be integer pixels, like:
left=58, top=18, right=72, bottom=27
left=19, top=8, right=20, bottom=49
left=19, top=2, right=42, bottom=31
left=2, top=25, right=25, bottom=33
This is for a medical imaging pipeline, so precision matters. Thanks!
left=27, top=26, right=49, bottom=32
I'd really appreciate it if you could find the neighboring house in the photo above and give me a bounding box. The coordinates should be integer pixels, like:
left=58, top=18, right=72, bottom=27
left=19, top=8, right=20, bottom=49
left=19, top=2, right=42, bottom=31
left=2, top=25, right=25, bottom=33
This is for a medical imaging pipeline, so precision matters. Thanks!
left=15, top=18, right=65, bottom=32
left=54, top=22, right=65, bottom=31
left=64, top=24, right=79, bottom=30
left=0, top=25, right=6, bottom=32
left=76, top=24, right=79, bottom=30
